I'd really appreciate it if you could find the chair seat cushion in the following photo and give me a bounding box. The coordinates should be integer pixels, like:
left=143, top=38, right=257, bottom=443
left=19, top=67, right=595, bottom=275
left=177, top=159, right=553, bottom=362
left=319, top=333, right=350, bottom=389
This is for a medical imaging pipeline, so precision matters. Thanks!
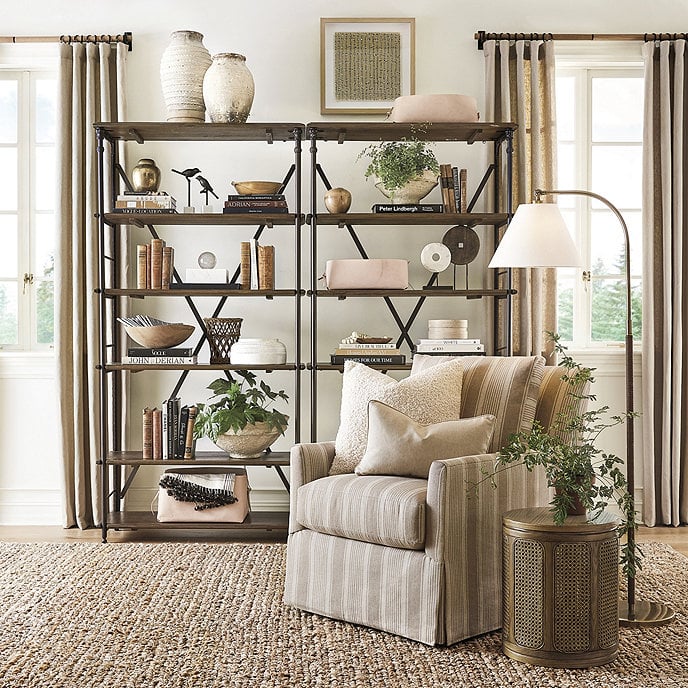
left=296, top=474, right=428, bottom=550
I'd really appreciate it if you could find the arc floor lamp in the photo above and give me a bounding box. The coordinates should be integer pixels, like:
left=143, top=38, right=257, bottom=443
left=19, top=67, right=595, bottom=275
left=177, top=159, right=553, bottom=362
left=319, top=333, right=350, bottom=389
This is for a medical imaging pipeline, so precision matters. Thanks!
left=489, top=188, right=674, bottom=627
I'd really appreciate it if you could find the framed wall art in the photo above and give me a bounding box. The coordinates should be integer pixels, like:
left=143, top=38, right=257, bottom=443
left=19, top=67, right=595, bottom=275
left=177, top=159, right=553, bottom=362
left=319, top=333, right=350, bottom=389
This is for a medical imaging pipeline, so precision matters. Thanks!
left=320, top=17, right=415, bottom=115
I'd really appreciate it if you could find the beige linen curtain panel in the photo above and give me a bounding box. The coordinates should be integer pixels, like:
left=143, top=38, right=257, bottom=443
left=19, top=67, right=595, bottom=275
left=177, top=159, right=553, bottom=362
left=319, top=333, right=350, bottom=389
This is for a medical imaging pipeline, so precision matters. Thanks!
left=56, top=42, right=128, bottom=528
left=483, top=39, right=558, bottom=359
left=641, top=39, right=688, bottom=527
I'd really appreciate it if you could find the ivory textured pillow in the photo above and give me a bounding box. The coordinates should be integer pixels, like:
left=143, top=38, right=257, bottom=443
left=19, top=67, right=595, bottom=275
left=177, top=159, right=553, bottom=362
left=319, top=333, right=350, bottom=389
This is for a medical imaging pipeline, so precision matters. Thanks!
left=330, top=359, right=464, bottom=475
left=355, top=401, right=496, bottom=478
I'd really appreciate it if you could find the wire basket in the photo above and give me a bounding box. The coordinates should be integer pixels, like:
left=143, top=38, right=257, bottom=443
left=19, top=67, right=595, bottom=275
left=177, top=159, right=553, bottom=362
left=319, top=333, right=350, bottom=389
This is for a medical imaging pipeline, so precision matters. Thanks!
left=204, top=317, right=243, bottom=364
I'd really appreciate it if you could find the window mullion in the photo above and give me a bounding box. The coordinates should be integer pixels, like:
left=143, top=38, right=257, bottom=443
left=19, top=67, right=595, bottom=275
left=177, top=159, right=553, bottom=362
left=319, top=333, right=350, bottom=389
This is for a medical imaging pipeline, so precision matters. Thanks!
left=17, top=71, right=31, bottom=350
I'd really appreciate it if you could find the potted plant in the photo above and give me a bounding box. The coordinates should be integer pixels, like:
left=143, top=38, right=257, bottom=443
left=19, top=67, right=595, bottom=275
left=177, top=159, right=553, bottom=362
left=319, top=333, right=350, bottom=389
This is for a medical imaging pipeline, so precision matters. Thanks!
left=482, top=334, right=641, bottom=578
left=193, top=371, right=289, bottom=459
left=358, top=138, right=439, bottom=204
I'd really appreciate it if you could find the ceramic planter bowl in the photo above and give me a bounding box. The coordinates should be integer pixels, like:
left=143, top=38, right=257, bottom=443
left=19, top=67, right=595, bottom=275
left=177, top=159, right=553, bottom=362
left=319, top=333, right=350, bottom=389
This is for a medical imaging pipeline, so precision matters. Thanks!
left=214, top=421, right=285, bottom=459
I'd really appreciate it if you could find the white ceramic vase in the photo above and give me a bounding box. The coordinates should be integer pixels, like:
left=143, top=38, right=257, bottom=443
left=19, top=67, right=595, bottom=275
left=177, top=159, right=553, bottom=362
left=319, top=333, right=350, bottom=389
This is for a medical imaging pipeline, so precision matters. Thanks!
left=203, top=53, right=255, bottom=124
left=230, top=338, right=286, bottom=365
left=160, top=30, right=212, bottom=122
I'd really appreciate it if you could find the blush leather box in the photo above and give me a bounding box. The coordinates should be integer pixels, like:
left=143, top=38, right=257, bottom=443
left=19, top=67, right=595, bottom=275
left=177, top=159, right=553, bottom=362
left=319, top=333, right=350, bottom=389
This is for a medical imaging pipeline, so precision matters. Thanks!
left=389, top=94, right=479, bottom=123
left=157, top=467, right=250, bottom=523
left=325, top=259, right=409, bottom=290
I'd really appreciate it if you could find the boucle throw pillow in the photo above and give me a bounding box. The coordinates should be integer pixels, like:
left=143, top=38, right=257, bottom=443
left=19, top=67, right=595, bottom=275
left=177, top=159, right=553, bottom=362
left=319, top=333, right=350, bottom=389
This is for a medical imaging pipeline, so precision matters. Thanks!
left=355, top=400, right=495, bottom=478
left=330, top=358, right=463, bottom=475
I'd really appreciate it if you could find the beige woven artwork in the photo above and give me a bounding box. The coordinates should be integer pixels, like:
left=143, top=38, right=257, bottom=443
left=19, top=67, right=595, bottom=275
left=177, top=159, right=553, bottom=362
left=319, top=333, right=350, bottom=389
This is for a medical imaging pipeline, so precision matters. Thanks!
left=333, top=31, right=401, bottom=101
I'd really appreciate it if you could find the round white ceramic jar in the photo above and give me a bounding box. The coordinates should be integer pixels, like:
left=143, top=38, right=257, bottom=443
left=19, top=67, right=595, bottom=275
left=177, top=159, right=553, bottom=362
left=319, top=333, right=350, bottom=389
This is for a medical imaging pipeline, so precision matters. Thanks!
left=230, top=338, right=287, bottom=365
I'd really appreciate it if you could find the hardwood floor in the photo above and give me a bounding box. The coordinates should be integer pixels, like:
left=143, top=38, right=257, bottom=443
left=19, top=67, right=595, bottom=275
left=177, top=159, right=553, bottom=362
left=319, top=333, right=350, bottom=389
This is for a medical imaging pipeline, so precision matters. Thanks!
left=0, top=524, right=684, bottom=555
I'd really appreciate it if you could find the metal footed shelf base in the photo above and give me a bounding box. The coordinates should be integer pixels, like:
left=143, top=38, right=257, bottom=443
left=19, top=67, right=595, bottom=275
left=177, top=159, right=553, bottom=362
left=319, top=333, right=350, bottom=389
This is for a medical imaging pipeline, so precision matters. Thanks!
left=618, top=599, right=675, bottom=627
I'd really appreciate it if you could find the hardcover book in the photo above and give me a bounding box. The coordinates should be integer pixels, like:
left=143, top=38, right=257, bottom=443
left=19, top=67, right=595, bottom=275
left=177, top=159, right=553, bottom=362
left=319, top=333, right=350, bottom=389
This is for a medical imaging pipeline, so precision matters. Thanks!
left=371, top=203, right=443, bottom=213
left=330, top=354, right=406, bottom=365
left=127, top=347, right=194, bottom=357
left=122, top=356, right=198, bottom=364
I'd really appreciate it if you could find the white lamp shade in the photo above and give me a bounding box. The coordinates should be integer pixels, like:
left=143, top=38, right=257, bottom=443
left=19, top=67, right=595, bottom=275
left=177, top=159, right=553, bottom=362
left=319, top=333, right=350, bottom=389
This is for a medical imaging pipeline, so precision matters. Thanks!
left=488, top=203, right=582, bottom=268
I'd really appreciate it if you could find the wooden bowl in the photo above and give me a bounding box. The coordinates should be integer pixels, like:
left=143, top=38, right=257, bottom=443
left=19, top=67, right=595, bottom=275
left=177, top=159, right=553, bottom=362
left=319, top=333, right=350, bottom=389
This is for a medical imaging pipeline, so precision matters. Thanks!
left=123, top=324, right=195, bottom=348
left=232, top=180, right=282, bottom=195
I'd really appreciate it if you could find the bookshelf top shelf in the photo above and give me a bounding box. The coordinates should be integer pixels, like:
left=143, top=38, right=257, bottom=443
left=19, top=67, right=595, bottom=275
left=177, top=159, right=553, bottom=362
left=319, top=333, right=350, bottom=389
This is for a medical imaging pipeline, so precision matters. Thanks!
left=104, top=212, right=302, bottom=227
left=311, top=212, right=509, bottom=227
left=306, top=122, right=517, bottom=143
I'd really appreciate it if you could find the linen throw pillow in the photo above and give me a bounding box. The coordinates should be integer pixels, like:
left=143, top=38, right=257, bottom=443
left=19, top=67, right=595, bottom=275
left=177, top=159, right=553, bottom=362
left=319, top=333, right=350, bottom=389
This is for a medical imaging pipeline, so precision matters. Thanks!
left=355, top=400, right=496, bottom=478
left=411, top=354, right=545, bottom=452
left=330, top=358, right=464, bottom=475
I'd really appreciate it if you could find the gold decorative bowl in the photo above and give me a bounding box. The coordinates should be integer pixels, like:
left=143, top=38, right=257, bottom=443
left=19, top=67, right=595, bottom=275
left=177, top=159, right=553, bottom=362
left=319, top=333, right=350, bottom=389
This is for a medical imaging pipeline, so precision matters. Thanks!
left=232, top=180, right=282, bottom=195
left=123, top=324, right=195, bottom=348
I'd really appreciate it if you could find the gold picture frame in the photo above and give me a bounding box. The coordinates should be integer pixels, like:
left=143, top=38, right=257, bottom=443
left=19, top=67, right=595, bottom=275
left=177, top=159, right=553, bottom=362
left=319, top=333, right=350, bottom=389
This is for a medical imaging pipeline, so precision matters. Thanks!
left=320, top=17, right=415, bottom=115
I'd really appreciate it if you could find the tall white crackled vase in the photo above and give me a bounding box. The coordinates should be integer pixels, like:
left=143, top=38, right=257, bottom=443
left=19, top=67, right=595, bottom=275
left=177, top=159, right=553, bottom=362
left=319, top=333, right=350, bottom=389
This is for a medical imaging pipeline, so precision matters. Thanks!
left=203, top=53, right=255, bottom=124
left=160, top=30, right=212, bottom=122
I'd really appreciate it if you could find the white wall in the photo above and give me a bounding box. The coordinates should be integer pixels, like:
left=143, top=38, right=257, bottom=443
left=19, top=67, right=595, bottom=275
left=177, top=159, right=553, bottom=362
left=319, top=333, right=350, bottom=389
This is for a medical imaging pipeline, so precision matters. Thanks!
left=1, top=0, right=679, bottom=523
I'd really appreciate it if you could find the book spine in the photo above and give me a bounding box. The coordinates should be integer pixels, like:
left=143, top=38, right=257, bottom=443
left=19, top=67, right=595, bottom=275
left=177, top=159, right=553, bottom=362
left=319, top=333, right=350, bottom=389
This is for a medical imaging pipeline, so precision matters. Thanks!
left=145, top=244, right=151, bottom=289
left=177, top=405, right=189, bottom=459
left=334, top=348, right=401, bottom=356
left=115, top=200, right=176, bottom=209
left=439, top=164, right=455, bottom=212
left=240, top=241, right=251, bottom=290
left=161, top=245, right=174, bottom=290
left=372, top=203, right=443, bottom=213
left=150, top=238, right=164, bottom=290
left=122, top=356, right=198, bottom=364
left=222, top=207, right=289, bottom=214
left=161, top=401, right=169, bottom=460
left=224, top=200, right=288, bottom=208
left=127, top=347, right=194, bottom=357
left=258, top=245, right=275, bottom=290
left=117, top=192, right=175, bottom=201
left=170, top=398, right=179, bottom=461
left=136, top=245, right=147, bottom=289
left=330, top=355, right=406, bottom=364
left=112, top=207, right=176, bottom=214
left=226, top=194, right=285, bottom=201
left=452, top=166, right=461, bottom=212
left=459, top=168, right=468, bottom=213
left=336, top=342, right=396, bottom=349
left=142, top=407, right=153, bottom=460
left=184, top=406, right=198, bottom=459
left=250, top=240, right=259, bottom=290
left=152, top=408, right=162, bottom=460
left=415, top=345, right=484, bottom=353
left=417, top=338, right=481, bottom=345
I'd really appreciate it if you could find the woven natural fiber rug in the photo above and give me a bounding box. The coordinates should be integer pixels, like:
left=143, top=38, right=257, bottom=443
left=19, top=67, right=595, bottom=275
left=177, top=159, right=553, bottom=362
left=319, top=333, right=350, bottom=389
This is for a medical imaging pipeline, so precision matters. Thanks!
left=0, top=541, right=685, bottom=688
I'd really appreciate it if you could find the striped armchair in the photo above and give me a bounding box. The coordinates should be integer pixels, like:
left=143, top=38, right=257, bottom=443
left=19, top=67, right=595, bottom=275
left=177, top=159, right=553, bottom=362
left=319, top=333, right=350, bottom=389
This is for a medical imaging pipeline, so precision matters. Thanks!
left=284, top=358, right=585, bottom=646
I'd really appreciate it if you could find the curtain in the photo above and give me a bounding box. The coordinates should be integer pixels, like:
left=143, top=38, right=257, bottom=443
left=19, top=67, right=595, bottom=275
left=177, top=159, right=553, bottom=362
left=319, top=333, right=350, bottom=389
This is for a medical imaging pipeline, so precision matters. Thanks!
left=641, top=39, right=688, bottom=527
left=483, top=39, right=558, bottom=360
left=56, top=42, right=128, bottom=528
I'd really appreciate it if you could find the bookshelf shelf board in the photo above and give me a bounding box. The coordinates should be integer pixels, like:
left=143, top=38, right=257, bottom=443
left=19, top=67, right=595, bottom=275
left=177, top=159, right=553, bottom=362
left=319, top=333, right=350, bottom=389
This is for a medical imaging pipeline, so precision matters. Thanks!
left=105, top=212, right=303, bottom=227
left=106, top=451, right=290, bottom=466
left=95, top=121, right=305, bottom=143
left=311, top=212, right=509, bottom=226
left=106, top=510, right=289, bottom=531
left=313, top=289, right=511, bottom=298
left=306, top=121, right=516, bottom=143
left=105, top=363, right=301, bottom=372
left=104, top=288, right=301, bottom=298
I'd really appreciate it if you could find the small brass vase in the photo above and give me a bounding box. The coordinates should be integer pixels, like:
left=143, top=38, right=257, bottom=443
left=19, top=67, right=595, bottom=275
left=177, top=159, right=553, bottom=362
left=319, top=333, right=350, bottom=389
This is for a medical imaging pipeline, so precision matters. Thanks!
left=132, top=158, right=161, bottom=192
left=324, top=187, right=352, bottom=213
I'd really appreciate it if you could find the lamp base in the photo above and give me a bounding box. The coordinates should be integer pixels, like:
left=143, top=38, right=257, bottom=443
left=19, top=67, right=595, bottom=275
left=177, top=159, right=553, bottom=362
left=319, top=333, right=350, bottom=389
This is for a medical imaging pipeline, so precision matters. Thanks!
left=618, top=599, right=675, bottom=627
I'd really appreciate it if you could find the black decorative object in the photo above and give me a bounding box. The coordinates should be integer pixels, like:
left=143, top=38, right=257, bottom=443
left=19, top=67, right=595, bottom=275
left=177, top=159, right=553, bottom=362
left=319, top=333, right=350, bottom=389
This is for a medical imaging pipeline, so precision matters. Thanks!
left=442, top=225, right=481, bottom=290
left=172, top=167, right=201, bottom=207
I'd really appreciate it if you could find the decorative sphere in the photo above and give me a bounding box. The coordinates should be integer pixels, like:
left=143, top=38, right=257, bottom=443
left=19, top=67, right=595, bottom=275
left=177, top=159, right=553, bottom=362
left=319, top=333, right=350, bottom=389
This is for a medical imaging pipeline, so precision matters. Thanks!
left=198, top=251, right=217, bottom=269
left=324, top=187, right=352, bottom=213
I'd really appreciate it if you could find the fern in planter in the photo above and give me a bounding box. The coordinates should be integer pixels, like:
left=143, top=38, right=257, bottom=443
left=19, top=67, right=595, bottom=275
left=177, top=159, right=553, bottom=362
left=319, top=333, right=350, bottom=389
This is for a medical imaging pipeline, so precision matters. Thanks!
left=481, top=334, right=641, bottom=578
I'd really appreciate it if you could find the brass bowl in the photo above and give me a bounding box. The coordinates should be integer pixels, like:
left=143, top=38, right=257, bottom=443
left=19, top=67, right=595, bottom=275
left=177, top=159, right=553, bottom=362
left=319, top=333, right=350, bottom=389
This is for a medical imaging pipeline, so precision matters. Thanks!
left=123, top=324, right=195, bottom=348
left=232, top=180, right=282, bottom=195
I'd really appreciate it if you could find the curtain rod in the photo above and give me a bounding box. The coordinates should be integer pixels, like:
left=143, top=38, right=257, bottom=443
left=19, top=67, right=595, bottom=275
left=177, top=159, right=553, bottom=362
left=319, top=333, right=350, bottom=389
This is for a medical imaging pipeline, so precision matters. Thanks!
left=0, top=32, right=133, bottom=51
left=475, top=31, right=685, bottom=50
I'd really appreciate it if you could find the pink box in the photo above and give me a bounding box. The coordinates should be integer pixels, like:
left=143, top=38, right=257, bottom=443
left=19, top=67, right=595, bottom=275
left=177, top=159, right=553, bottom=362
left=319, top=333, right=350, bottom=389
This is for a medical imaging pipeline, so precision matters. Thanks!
left=324, top=259, right=409, bottom=290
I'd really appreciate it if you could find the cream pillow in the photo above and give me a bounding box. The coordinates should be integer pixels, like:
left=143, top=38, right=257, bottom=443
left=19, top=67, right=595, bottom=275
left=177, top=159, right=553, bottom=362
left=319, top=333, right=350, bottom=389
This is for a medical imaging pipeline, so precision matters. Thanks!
left=356, top=401, right=496, bottom=478
left=331, top=358, right=463, bottom=475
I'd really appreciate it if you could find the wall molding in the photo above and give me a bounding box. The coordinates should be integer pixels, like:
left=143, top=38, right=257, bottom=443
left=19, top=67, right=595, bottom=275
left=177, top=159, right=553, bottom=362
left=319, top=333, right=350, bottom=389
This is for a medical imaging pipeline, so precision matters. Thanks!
left=0, top=489, right=62, bottom=525
left=0, top=353, right=55, bottom=379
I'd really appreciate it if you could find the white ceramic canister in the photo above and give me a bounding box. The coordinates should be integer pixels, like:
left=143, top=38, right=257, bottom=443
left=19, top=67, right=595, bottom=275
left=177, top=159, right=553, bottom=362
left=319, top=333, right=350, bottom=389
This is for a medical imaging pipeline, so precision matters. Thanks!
left=160, top=30, right=212, bottom=122
left=230, top=338, right=287, bottom=365
left=203, top=53, right=255, bottom=124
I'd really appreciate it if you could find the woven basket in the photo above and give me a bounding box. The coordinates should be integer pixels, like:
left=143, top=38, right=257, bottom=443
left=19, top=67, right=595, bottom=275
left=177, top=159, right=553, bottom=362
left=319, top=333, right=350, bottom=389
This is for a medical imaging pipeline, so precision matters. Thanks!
left=204, top=317, right=243, bottom=364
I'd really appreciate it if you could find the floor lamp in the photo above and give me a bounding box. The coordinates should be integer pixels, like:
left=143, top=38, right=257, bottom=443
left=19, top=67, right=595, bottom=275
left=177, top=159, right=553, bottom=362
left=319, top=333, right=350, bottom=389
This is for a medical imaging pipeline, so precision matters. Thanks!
left=489, top=188, right=675, bottom=627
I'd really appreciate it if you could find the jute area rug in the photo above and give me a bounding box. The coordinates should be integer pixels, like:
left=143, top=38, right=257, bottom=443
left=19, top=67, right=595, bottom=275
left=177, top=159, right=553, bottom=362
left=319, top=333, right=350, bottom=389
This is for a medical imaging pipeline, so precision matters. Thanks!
left=0, top=541, right=685, bottom=688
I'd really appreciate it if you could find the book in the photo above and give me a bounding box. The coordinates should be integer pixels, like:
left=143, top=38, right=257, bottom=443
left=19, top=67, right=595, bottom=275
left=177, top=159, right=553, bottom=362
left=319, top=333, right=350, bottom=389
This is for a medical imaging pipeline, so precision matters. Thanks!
left=177, top=405, right=189, bottom=459
left=224, top=199, right=288, bottom=209
left=112, top=207, right=177, bottom=214
left=459, top=168, right=468, bottom=213
left=145, top=244, right=151, bottom=289
left=250, top=239, right=259, bottom=290
left=118, top=191, right=175, bottom=201
left=161, top=401, right=168, bottom=460
left=416, top=338, right=481, bottom=345
left=330, top=354, right=406, bottom=365
left=115, top=199, right=176, bottom=209
left=371, top=203, right=443, bottom=213
left=184, top=405, right=198, bottom=459
left=151, top=408, right=162, bottom=460
left=415, top=343, right=484, bottom=353
left=240, top=241, right=251, bottom=290
left=414, top=350, right=486, bottom=357
left=150, top=238, right=164, bottom=290
left=336, top=342, right=397, bottom=349
left=258, top=244, right=275, bottom=290
left=136, top=245, right=148, bottom=289
left=222, top=207, right=289, bottom=214
left=169, top=398, right=180, bottom=460
left=226, top=194, right=285, bottom=201
left=161, top=246, right=174, bottom=290
left=127, top=347, right=194, bottom=357
left=334, top=347, right=401, bottom=356
left=451, top=166, right=461, bottom=212
left=122, top=356, right=198, bottom=364
left=142, top=407, right=153, bottom=460
left=439, top=164, right=456, bottom=212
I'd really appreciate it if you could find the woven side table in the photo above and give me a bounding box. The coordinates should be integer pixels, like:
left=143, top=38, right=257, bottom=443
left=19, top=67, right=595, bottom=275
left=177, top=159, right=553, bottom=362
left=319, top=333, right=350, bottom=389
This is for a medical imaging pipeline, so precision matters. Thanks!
left=502, top=507, right=619, bottom=668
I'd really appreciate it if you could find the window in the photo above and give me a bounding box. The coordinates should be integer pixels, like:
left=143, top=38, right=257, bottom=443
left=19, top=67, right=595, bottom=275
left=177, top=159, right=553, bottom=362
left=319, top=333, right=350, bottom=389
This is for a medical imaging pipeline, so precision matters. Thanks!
left=0, top=69, right=56, bottom=351
left=555, top=58, right=643, bottom=348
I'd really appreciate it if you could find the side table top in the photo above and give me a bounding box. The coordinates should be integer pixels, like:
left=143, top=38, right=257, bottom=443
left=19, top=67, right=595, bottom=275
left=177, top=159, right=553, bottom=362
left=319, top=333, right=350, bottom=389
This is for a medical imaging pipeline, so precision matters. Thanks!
left=503, top=507, right=619, bottom=534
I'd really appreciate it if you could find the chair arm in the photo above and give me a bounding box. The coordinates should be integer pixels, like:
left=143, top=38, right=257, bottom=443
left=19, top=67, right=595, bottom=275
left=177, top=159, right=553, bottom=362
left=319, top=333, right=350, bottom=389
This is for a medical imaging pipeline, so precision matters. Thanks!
left=288, top=441, right=335, bottom=533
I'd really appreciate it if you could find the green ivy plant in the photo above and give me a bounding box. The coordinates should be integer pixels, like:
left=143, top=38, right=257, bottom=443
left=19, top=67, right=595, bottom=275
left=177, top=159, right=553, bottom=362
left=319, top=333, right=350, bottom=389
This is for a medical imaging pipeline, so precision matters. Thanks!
left=358, top=138, right=439, bottom=192
left=480, top=333, right=641, bottom=578
left=193, top=371, right=289, bottom=442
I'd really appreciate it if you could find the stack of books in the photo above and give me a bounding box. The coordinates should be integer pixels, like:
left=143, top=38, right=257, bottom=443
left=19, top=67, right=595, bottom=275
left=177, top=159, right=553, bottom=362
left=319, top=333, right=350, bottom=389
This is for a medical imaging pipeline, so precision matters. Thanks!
left=223, top=193, right=289, bottom=214
left=114, top=192, right=177, bottom=214
left=414, top=338, right=485, bottom=355
left=136, top=238, right=174, bottom=289
left=330, top=341, right=405, bottom=365
left=142, top=400, right=198, bottom=460
left=123, top=347, right=197, bottom=365
left=371, top=203, right=443, bottom=213
left=240, top=239, right=275, bottom=290
left=438, top=165, right=468, bottom=213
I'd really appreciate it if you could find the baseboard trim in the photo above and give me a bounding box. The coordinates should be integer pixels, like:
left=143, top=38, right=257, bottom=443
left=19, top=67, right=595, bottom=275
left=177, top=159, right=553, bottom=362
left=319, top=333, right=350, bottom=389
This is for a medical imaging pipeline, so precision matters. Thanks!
left=0, top=489, right=62, bottom=525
